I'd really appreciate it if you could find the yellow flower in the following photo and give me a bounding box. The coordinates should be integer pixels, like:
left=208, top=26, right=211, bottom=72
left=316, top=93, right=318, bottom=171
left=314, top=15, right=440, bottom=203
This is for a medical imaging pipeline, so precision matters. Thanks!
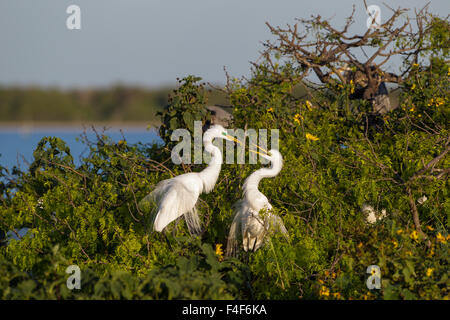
left=435, top=97, right=445, bottom=106
left=332, top=292, right=341, bottom=299
left=293, top=113, right=303, bottom=124
left=413, top=63, right=419, bottom=68
left=436, top=232, right=447, bottom=243
left=396, top=229, right=403, bottom=235
left=411, top=83, right=416, bottom=90
left=215, top=244, right=224, bottom=261
left=392, top=240, right=398, bottom=248
left=428, top=97, right=445, bottom=107
left=350, top=80, right=355, bottom=94
left=305, top=100, right=313, bottom=111
left=427, top=246, right=435, bottom=258
left=306, top=133, right=319, bottom=141
left=357, top=242, right=363, bottom=249
left=319, top=286, right=330, bottom=297
left=410, top=230, right=419, bottom=241
left=426, top=268, right=434, bottom=277
left=267, top=107, right=274, bottom=112
left=363, top=292, right=372, bottom=300
left=426, top=226, right=434, bottom=231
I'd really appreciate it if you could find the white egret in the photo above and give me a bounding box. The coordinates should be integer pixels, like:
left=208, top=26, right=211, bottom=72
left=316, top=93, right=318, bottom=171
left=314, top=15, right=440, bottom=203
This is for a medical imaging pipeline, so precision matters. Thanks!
left=139, top=124, right=240, bottom=235
left=226, top=149, right=288, bottom=256
left=362, top=203, right=388, bottom=224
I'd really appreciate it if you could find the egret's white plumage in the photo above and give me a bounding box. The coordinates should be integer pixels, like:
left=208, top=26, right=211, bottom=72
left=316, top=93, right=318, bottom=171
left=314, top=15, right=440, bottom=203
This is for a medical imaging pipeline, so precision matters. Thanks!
left=226, top=149, right=288, bottom=256
left=139, top=125, right=236, bottom=235
left=362, top=203, right=388, bottom=224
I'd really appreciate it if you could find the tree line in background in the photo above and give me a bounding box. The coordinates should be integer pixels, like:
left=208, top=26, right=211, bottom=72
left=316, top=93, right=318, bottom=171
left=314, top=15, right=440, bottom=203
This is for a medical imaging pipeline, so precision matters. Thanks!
left=0, top=86, right=229, bottom=124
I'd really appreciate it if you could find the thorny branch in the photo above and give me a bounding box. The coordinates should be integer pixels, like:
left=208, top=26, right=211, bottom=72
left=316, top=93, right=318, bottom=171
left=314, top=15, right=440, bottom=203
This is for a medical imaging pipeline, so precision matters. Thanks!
left=262, top=3, right=439, bottom=106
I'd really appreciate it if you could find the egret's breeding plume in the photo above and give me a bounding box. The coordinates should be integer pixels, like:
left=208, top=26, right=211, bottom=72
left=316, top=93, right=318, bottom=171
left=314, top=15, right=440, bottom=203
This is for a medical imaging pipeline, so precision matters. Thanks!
left=226, top=149, right=288, bottom=256
left=139, top=124, right=239, bottom=235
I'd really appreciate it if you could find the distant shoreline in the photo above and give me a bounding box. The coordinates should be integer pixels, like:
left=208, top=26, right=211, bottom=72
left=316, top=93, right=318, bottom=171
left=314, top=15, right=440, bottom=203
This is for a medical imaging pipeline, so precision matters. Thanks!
left=0, top=121, right=161, bottom=132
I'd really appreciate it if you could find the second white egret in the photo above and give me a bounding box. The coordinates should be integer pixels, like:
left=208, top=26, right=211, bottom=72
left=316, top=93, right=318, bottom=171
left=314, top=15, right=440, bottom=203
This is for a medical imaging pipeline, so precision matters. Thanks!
left=226, top=149, right=288, bottom=256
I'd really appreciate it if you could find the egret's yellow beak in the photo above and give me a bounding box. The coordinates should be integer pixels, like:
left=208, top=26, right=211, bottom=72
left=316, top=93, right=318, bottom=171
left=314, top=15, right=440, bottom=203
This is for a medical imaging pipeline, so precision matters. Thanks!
left=222, top=132, right=243, bottom=145
left=249, top=143, right=269, bottom=154
left=249, top=149, right=272, bottom=157
left=228, top=135, right=243, bottom=145
left=221, top=131, right=271, bottom=156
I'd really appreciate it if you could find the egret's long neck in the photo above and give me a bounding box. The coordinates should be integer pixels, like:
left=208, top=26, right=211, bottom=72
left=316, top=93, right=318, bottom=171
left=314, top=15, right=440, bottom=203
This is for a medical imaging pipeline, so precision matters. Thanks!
left=199, top=137, right=223, bottom=193
left=243, top=159, right=282, bottom=199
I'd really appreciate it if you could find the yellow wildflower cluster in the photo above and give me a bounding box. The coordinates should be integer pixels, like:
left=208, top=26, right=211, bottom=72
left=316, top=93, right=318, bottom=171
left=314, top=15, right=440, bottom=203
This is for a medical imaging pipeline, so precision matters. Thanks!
left=306, top=133, right=319, bottom=141
left=332, top=292, right=341, bottom=299
left=293, top=113, right=303, bottom=124
left=426, top=268, right=434, bottom=277
left=362, top=292, right=373, bottom=300
left=392, top=240, right=398, bottom=248
left=410, top=230, right=419, bottom=241
left=305, top=100, right=313, bottom=111
left=427, top=97, right=445, bottom=107
left=401, top=104, right=421, bottom=117
left=215, top=244, right=224, bottom=261
left=427, top=245, right=435, bottom=258
left=319, top=286, right=330, bottom=297
left=436, top=232, right=447, bottom=244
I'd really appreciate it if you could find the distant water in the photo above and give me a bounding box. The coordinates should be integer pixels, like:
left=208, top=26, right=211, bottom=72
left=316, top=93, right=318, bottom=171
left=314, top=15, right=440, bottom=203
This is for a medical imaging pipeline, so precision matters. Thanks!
left=0, top=126, right=162, bottom=243
left=0, top=126, right=163, bottom=171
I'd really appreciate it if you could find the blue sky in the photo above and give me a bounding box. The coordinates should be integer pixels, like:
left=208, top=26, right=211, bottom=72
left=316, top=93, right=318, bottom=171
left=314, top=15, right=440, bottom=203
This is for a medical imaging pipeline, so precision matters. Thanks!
left=1, top=0, right=448, bottom=88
